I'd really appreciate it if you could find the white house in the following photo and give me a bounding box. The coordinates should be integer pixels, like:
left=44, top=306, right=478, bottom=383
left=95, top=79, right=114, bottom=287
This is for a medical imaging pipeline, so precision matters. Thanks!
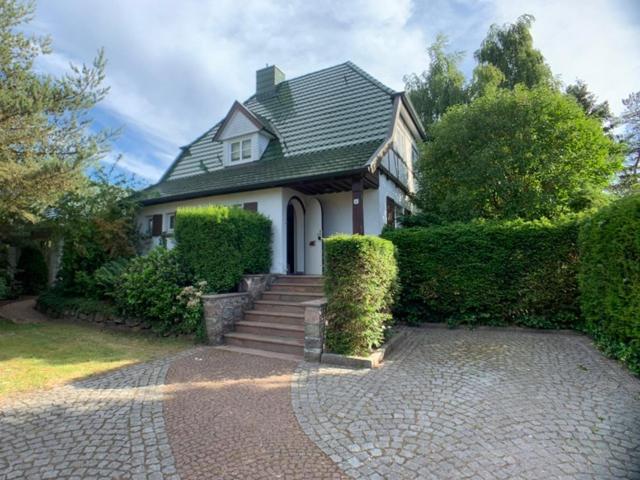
left=139, top=62, right=425, bottom=275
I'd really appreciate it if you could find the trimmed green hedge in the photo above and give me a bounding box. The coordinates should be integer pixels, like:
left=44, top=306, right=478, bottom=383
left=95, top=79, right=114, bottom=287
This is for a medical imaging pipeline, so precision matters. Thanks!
left=324, top=235, right=398, bottom=356
left=383, top=218, right=580, bottom=328
left=175, top=205, right=272, bottom=293
left=579, top=194, right=640, bottom=374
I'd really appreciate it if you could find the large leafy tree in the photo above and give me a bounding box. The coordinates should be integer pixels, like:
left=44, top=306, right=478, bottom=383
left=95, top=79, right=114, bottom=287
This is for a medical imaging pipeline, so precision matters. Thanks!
left=0, top=0, right=111, bottom=239
left=404, top=35, right=467, bottom=134
left=474, top=14, right=555, bottom=90
left=416, top=86, right=623, bottom=221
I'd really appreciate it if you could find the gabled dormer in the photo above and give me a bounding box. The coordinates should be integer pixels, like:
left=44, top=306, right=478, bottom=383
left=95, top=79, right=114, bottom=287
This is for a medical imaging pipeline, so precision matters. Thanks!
left=212, top=100, right=275, bottom=166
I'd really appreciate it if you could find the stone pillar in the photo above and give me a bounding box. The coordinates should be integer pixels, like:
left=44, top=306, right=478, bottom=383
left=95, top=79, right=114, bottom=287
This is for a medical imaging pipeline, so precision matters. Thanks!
left=202, top=293, right=250, bottom=345
left=239, top=274, right=276, bottom=303
left=302, top=298, right=328, bottom=362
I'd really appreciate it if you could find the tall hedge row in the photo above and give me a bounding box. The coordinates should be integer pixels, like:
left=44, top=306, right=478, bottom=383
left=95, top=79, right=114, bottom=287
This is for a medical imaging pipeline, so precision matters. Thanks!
left=175, top=205, right=272, bottom=293
left=579, top=194, right=640, bottom=373
left=382, top=219, right=580, bottom=328
left=324, top=235, right=398, bottom=356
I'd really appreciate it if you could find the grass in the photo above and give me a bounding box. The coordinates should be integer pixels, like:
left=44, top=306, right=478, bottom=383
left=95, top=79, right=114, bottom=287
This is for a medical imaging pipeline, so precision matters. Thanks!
left=0, top=318, right=191, bottom=400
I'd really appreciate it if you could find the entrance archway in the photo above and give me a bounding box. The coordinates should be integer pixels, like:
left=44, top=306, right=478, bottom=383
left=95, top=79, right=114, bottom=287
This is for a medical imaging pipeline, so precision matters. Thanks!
left=286, top=197, right=305, bottom=274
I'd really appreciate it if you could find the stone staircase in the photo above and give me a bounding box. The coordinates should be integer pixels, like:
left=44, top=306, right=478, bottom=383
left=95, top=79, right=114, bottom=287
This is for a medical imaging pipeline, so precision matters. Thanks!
left=222, top=275, right=324, bottom=359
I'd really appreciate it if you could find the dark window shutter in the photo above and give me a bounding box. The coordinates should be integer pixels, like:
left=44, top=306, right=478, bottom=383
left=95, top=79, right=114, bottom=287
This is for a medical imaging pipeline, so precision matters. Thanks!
left=243, top=202, right=258, bottom=212
left=386, top=197, right=395, bottom=226
left=151, top=214, right=163, bottom=236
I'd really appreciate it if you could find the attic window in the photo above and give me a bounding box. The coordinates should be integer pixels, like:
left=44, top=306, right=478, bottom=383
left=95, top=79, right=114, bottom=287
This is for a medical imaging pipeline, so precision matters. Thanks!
left=231, top=138, right=252, bottom=162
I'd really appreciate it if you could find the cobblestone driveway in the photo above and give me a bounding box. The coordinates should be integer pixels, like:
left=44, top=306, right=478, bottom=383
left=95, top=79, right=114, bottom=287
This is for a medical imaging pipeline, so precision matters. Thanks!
left=0, top=351, right=195, bottom=480
left=293, top=327, right=640, bottom=479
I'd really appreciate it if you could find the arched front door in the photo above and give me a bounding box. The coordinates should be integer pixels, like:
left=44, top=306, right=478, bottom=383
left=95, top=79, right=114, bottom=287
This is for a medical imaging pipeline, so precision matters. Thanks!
left=286, top=197, right=305, bottom=274
left=305, top=198, right=323, bottom=274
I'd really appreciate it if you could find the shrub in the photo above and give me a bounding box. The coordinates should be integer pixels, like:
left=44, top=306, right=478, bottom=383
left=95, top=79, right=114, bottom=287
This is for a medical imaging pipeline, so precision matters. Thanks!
left=324, top=235, right=398, bottom=356
left=92, top=258, right=130, bottom=300
left=382, top=218, right=580, bottom=328
left=175, top=205, right=271, bottom=293
left=114, top=248, right=205, bottom=335
left=37, top=287, right=118, bottom=319
left=15, top=245, right=48, bottom=294
left=579, top=194, right=640, bottom=374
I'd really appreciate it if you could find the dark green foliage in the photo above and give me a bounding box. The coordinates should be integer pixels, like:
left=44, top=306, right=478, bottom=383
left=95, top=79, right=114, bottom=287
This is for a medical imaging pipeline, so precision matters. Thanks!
left=398, top=212, right=444, bottom=228
left=58, top=222, right=108, bottom=296
left=56, top=174, right=138, bottom=296
left=15, top=245, right=48, bottom=294
left=417, top=86, right=623, bottom=222
left=578, top=194, right=640, bottom=374
left=382, top=219, right=580, bottom=328
left=92, top=258, right=130, bottom=300
left=114, top=248, right=202, bottom=335
left=37, top=287, right=118, bottom=319
left=324, top=235, right=398, bottom=356
left=175, top=205, right=271, bottom=293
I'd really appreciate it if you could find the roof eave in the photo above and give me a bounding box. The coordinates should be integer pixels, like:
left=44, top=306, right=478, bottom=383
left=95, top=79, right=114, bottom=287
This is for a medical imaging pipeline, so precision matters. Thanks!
left=139, top=167, right=371, bottom=206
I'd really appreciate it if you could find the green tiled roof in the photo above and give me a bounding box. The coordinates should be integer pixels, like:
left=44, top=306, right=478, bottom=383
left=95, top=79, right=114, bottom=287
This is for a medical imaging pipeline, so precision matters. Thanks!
left=142, top=62, right=396, bottom=204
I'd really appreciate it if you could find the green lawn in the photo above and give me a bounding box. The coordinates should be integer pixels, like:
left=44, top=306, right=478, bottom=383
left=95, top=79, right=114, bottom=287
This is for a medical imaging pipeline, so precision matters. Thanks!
left=0, top=318, right=191, bottom=400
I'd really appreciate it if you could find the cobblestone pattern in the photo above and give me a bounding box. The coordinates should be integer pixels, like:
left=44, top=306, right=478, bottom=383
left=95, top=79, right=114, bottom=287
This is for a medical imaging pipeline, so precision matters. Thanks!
left=164, top=348, right=347, bottom=480
left=0, top=350, right=196, bottom=480
left=292, top=327, right=640, bottom=479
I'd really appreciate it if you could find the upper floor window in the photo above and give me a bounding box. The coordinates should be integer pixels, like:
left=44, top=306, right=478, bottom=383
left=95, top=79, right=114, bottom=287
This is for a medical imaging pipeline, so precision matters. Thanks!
left=230, top=138, right=252, bottom=162
left=167, top=212, right=176, bottom=231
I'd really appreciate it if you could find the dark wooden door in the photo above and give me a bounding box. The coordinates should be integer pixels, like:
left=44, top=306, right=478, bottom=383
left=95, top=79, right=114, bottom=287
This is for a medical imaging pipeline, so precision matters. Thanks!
left=286, top=203, right=295, bottom=273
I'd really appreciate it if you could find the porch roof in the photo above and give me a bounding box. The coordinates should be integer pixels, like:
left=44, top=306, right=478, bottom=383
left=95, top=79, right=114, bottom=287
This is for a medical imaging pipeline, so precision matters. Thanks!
left=139, top=140, right=382, bottom=205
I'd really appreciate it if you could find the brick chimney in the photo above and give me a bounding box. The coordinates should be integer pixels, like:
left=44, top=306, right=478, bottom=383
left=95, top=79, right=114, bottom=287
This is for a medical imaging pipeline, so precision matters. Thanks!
left=256, top=65, right=285, bottom=100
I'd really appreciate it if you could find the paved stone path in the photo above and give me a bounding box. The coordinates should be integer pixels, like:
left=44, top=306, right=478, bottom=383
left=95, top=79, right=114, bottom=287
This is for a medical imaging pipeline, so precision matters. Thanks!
left=0, top=351, right=194, bottom=480
left=293, top=327, right=640, bottom=479
left=164, top=349, right=346, bottom=480
left=0, top=298, right=47, bottom=324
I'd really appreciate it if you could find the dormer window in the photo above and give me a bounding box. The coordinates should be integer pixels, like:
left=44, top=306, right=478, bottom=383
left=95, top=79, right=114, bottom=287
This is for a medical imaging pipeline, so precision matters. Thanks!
left=227, top=136, right=253, bottom=164
left=230, top=138, right=251, bottom=162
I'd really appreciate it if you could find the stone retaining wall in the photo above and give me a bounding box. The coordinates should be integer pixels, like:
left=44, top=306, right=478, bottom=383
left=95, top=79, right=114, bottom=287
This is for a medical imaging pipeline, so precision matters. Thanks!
left=202, top=274, right=276, bottom=345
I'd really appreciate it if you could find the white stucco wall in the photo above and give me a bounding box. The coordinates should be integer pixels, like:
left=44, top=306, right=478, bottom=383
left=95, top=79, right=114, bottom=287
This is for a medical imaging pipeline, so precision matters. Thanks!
left=139, top=177, right=414, bottom=274
left=139, top=188, right=286, bottom=273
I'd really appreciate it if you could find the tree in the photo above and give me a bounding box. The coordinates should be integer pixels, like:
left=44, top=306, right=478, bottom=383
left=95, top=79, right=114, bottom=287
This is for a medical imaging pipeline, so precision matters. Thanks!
left=53, top=168, right=140, bottom=294
left=474, top=14, right=555, bottom=90
left=0, top=0, right=111, bottom=239
left=614, top=91, right=640, bottom=194
left=404, top=35, right=467, bottom=134
left=416, top=86, right=623, bottom=221
left=566, top=80, right=613, bottom=130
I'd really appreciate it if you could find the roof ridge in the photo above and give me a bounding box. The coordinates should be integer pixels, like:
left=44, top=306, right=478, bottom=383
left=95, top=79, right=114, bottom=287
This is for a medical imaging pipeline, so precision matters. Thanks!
left=242, top=62, right=351, bottom=105
left=344, top=61, right=396, bottom=96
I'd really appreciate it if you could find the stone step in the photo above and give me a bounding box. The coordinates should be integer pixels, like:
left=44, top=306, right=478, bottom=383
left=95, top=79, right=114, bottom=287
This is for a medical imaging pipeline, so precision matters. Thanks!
left=274, top=275, right=324, bottom=286
left=269, top=283, right=324, bottom=294
left=235, top=321, right=304, bottom=340
left=261, top=291, right=324, bottom=303
left=244, top=309, right=305, bottom=326
left=224, top=332, right=304, bottom=356
left=253, top=300, right=306, bottom=315
left=214, top=345, right=302, bottom=362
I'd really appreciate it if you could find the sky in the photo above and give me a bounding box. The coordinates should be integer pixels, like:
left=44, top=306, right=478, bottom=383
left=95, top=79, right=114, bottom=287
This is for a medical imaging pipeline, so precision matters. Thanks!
left=27, top=0, right=640, bottom=184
